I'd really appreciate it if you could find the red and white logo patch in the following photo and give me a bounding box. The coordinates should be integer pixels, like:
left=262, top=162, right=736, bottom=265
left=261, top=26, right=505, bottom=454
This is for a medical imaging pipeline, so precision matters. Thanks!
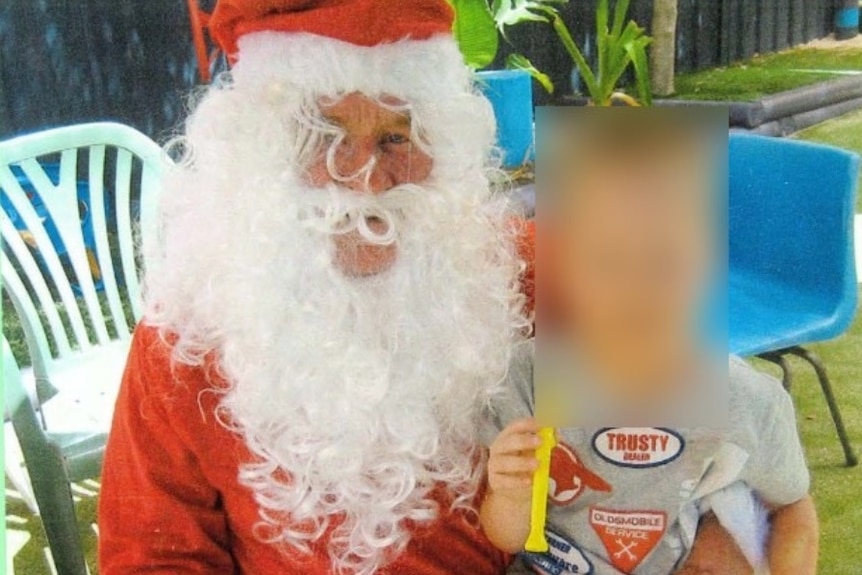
left=592, top=427, right=684, bottom=468
left=549, top=442, right=612, bottom=505
left=589, top=507, right=667, bottom=574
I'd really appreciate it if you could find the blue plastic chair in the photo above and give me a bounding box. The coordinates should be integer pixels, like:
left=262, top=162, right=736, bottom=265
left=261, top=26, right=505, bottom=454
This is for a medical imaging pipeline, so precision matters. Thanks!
left=1, top=122, right=166, bottom=573
left=728, top=131, right=859, bottom=467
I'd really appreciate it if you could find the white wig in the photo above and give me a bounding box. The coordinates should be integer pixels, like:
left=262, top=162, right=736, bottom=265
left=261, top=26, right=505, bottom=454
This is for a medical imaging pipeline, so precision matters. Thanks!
left=144, top=31, right=528, bottom=574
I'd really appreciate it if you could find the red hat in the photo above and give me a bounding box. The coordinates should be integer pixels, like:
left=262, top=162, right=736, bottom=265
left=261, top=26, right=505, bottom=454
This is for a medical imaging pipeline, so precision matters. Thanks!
left=210, top=0, right=455, bottom=59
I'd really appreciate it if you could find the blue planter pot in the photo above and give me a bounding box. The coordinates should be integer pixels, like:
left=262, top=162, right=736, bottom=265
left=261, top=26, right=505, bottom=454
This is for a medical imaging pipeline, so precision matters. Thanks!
left=476, top=69, right=534, bottom=168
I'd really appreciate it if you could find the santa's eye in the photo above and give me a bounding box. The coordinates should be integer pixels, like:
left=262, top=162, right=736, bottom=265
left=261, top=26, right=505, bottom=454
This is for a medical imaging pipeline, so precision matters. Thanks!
left=380, top=133, right=410, bottom=147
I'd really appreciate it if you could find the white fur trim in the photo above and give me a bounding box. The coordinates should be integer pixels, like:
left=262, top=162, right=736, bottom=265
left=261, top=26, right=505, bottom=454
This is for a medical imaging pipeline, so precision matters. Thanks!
left=232, top=32, right=472, bottom=102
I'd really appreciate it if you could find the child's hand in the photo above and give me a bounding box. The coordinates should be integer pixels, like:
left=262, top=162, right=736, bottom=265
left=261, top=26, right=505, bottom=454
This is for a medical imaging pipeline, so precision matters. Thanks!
left=487, top=417, right=543, bottom=501
left=481, top=418, right=544, bottom=552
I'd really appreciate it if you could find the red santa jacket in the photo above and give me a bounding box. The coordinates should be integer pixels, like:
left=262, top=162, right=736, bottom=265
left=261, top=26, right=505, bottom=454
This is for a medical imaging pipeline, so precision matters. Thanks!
left=99, top=325, right=509, bottom=574
left=99, top=223, right=536, bottom=574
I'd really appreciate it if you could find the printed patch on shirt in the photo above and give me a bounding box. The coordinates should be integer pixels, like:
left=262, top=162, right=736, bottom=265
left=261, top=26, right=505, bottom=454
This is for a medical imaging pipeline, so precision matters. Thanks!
left=589, top=507, right=667, bottom=574
left=549, top=441, right=612, bottom=505
left=521, top=528, right=594, bottom=574
left=591, top=427, right=684, bottom=468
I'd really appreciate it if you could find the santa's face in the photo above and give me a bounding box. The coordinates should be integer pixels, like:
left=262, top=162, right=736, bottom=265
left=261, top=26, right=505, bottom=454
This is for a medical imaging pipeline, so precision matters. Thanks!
left=305, top=93, right=433, bottom=277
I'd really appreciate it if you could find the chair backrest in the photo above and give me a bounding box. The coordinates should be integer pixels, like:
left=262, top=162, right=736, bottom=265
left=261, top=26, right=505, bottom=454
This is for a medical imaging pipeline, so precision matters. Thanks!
left=728, top=131, right=858, bottom=308
left=1, top=122, right=165, bottom=378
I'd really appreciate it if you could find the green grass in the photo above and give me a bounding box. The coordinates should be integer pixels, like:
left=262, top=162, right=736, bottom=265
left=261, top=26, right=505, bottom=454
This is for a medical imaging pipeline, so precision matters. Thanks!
left=750, top=296, right=862, bottom=575
left=779, top=113, right=862, bottom=575
left=5, top=481, right=100, bottom=575
left=795, top=109, right=862, bottom=213
left=675, top=47, right=862, bottom=101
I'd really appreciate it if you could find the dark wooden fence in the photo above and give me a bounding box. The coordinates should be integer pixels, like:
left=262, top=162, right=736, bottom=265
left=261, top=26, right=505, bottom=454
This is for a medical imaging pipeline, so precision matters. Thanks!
left=0, top=0, right=840, bottom=138
left=0, top=0, right=209, bottom=140
left=675, top=0, right=835, bottom=72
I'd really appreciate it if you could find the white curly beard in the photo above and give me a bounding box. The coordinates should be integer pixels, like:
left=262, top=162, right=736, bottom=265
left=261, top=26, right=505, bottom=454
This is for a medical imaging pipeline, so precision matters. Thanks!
left=227, top=180, right=524, bottom=574
left=142, top=34, right=528, bottom=574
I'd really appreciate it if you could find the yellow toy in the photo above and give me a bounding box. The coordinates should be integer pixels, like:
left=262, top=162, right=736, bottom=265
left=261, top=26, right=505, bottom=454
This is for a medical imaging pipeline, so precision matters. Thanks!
left=524, top=427, right=556, bottom=552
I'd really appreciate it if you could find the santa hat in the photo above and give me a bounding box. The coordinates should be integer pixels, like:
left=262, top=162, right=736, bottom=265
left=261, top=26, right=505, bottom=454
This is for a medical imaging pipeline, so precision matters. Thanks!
left=210, top=0, right=455, bottom=58
left=207, top=0, right=468, bottom=101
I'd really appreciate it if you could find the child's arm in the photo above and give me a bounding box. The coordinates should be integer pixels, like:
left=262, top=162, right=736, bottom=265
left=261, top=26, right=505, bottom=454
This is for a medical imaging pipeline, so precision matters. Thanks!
left=480, top=417, right=542, bottom=553
left=767, top=495, right=818, bottom=575
left=674, top=512, right=759, bottom=575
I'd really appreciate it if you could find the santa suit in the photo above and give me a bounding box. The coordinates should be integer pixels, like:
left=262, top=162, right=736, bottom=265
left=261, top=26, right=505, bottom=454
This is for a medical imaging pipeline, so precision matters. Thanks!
left=98, top=226, right=535, bottom=574
left=98, top=325, right=510, bottom=574
left=98, top=0, right=537, bottom=568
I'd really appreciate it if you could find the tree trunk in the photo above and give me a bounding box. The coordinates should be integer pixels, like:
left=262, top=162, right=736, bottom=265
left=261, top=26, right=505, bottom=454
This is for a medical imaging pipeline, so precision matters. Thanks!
left=650, top=0, right=678, bottom=97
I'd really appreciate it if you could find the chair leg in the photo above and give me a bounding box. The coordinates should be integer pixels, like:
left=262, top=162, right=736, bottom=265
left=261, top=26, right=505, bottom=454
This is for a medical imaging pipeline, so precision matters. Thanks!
left=4, top=423, right=39, bottom=513
left=20, top=439, right=89, bottom=574
left=786, top=346, right=858, bottom=468
left=756, top=350, right=794, bottom=391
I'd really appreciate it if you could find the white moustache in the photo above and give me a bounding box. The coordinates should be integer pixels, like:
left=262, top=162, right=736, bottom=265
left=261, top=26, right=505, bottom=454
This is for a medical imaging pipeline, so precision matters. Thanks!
left=293, top=183, right=424, bottom=245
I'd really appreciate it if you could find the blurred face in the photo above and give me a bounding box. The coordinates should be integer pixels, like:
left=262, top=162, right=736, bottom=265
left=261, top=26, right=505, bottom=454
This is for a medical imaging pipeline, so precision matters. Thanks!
left=544, top=131, right=714, bottom=383
left=306, top=93, right=434, bottom=276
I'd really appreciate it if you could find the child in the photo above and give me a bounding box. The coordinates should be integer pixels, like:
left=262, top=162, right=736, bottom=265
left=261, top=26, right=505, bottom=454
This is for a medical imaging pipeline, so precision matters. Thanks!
left=480, top=110, right=818, bottom=575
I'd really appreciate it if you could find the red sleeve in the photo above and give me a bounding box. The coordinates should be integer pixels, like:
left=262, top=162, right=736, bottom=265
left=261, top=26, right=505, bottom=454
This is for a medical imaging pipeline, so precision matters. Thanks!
left=98, top=325, right=237, bottom=574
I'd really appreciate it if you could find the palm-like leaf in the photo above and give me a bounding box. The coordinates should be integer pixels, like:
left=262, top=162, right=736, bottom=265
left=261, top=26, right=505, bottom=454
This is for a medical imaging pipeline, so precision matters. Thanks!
left=550, top=11, right=598, bottom=98
left=506, top=52, right=555, bottom=93
left=560, top=0, right=651, bottom=105
left=492, top=0, right=567, bottom=33
left=450, top=0, right=499, bottom=69
left=625, top=35, right=653, bottom=105
left=611, top=0, right=631, bottom=39
left=595, top=0, right=609, bottom=93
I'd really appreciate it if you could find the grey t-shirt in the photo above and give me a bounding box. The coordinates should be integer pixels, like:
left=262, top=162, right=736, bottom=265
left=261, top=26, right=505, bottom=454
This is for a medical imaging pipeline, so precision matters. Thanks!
left=483, top=342, right=809, bottom=575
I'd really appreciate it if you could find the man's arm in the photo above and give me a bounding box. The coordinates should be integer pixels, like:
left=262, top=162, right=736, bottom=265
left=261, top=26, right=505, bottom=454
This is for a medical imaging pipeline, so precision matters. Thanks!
left=767, top=495, right=818, bottom=575
left=99, top=326, right=236, bottom=574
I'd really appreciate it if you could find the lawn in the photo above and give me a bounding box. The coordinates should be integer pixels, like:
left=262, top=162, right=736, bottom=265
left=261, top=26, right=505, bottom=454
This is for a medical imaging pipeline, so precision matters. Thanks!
left=776, top=111, right=862, bottom=575
left=750, top=302, right=862, bottom=575
left=795, top=108, right=862, bottom=213
left=675, top=45, right=862, bottom=101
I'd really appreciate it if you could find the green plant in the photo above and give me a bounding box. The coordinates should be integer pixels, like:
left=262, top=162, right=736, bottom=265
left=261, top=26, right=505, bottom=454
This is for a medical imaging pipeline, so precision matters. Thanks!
left=449, top=0, right=652, bottom=105
left=450, top=0, right=499, bottom=69
left=549, top=0, right=652, bottom=105
left=449, top=0, right=559, bottom=92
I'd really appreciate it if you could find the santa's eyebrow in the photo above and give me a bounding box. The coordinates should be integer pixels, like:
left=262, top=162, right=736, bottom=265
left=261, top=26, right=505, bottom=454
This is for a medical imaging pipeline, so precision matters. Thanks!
left=391, top=113, right=411, bottom=128
left=317, top=110, right=411, bottom=133
left=376, top=120, right=411, bottom=141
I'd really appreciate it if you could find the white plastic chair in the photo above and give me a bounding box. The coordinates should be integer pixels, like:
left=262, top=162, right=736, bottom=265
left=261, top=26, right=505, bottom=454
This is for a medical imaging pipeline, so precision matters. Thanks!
left=1, top=122, right=165, bottom=574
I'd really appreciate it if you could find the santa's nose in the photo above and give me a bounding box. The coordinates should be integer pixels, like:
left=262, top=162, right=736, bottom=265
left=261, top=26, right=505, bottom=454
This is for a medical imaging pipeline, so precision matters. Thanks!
left=330, top=137, right=393, bottom=195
